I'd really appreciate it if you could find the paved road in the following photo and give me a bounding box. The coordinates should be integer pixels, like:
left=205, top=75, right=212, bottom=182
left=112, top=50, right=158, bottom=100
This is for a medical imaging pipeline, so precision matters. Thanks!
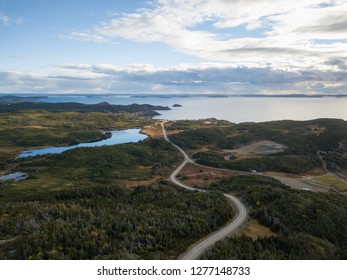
left=180, top=193, right=247, bottom=260
left=161, top=123, right=196, bottom=191
left=183, top=149, right=331, bottom=193
left=160, top=123, right=248, bottom=259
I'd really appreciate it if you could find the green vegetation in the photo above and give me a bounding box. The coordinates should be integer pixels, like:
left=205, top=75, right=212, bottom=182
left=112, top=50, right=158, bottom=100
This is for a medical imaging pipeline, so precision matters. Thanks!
left=0, top=110, right=153, bottom=168
left=167, top=119, right=232, bottom=132
left=194, top=151, right=315, bottom=174
left=311, top=175, right=347, bottom=191
left=0, top=185, right=232, bottom=259
left=201, top=176, right=347, bottom=259
left=2, top=110, right=347, bottom=260
left=202, top=234, right=336, bottom=260
left=170, top=119, right=347, bottom=174
left=2, top=108, right=236, bottom=259
left=170, top=126, right=234, bottom=149
left=0, top=101, right=170, bottom=116
left=229, top=156, right=314, bottom=174
left=1, top=138, right=180, bottom=198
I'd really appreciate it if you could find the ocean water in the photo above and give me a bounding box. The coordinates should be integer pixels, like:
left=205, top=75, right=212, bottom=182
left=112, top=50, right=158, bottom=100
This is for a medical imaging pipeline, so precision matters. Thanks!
left=34, top=95, right=347, bottom=123
left=154, top=97, right=347, bottom=123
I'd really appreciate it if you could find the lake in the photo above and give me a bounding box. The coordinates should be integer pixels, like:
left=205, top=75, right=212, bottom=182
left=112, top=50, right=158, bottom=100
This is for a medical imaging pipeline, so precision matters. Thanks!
left=18, top=129, right=147, bottom=158
left=35, top=95, right=347, bottom=123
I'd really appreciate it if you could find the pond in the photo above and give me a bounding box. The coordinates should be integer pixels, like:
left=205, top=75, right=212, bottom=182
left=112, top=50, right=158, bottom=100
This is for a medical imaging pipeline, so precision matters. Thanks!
left=0, top=172, right=28, bottom=182
left=17, top=129, right=147, bottom=158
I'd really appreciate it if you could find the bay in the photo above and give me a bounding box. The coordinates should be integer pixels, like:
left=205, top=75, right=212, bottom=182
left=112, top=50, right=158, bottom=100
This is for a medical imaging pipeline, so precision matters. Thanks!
left=36, top=95, right=347, bottom=123
left=154, top=97, right=347, bottom=123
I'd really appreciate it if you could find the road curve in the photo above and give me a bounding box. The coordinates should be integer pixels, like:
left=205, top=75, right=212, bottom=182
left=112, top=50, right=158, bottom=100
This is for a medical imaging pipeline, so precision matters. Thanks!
left=160, top=122, right=248, bottom=260
left=180, top=193, right=247, bottom=260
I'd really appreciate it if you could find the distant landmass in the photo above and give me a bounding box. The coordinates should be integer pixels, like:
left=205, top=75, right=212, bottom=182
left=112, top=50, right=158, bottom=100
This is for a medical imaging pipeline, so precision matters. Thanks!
left=130, top=94, right=229, bottom=98
left=0, top=95, right=47, bottom=104
left=0, top=100, right=170, bottom=117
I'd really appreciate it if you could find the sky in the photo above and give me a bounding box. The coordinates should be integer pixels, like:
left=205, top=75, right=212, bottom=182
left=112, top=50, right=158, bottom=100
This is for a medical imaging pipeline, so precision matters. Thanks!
left=0, top=0, right=347, bottom=95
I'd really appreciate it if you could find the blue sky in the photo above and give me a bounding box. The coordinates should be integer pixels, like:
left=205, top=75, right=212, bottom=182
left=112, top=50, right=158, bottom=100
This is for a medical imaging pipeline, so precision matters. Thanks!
left=1, top=0, right=347, bottom=94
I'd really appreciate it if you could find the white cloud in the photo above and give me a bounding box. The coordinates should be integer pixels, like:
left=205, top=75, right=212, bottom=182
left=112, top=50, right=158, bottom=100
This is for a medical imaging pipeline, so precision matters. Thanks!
left=15, top=17, right=24, bottom=25
left=0, top=11, right=26, bottom=26
left=0, top=12, right=9, bottom=25
left=65, top=0, right=347, bottom=70
left=3, top=1, right=347, bottom=95
left=268, top=3, right=347, bottom=40
left=59, top=31, right=114, bottom=44
left=1, top=63, right=347, bottom=94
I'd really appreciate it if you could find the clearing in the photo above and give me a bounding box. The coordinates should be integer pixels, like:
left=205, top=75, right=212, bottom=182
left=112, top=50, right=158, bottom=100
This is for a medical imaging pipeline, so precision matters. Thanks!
left=141, top=123, right=163, bottom=139
left=238, top=219, right=276, bottom=240
left=224, top=140, right=287, bottom=159
left=178, top=163, right=237, bottom=186
left=311, top=175, right=347, bottom=192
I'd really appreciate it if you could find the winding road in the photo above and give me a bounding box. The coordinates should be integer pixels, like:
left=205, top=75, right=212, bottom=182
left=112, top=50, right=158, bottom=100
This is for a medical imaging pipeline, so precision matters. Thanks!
left=160, top=122, right=248, bottom=260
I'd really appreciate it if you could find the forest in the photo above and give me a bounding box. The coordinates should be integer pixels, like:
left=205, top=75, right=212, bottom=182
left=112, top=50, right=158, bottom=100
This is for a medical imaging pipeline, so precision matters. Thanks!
left=1, top=108, right=347, bottom=260
left=0, top=185, right=232, bottom=259
left=0, top=100, right=170, bottom=116
left=169, top=118, right=347, bottom=174
left=0, top=109, right=231, bottom=259
left=201, top=175, right=347, bottom=259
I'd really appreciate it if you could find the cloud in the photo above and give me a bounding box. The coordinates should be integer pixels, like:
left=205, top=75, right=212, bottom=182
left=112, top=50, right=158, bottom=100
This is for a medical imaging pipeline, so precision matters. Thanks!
left=326, top=58, right=347, bottom=70
left=0, top=11, right=26, bottom=26
left=2, top=1, right=346, bottom=95
left=268, top=3, right=347, bottom=40
left=0, top=12, right=9, bottom=25
left=15, top=17, right=24, bottom=25
left=9, top=55, right=27, bottom=59
left=63, top=0, right=347, bottom=70
left=1, top=63, right=347, bottom=94
left=59, top=31, right=115, bottom=44
left=0, top=69, right=111, bottom=94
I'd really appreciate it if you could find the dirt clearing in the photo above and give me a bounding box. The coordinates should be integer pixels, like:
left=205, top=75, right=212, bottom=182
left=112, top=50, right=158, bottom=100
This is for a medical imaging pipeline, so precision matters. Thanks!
left=238, top=219, right=276, bottom=240
left=178, top=163, right=237, bottom=186
left=224, top=140, right=287, bottom=159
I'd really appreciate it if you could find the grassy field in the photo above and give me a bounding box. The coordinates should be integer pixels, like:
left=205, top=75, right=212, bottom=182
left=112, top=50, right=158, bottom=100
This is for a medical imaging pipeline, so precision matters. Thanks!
left=238, top=219, right=276, bottom=240
left=311, top=175, right=347, bottom=192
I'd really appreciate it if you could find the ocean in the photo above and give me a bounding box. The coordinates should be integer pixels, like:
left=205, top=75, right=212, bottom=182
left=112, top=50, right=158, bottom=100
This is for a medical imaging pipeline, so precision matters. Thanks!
left=6, top=94, right=347, bottom=123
